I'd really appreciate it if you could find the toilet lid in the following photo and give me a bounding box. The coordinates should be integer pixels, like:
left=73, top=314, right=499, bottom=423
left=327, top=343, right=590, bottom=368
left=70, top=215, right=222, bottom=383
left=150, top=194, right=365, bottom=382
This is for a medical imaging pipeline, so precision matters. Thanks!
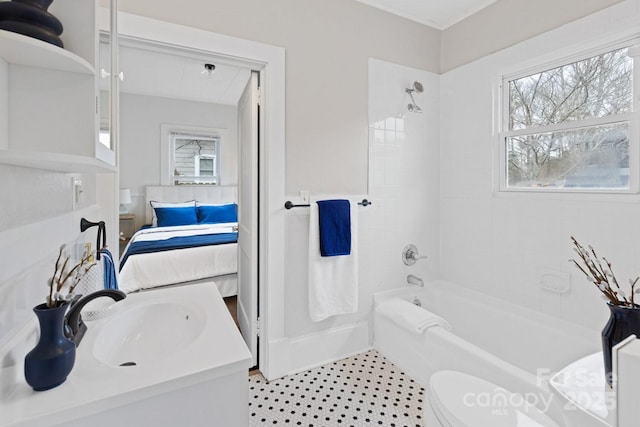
left=429, top=371, right=559, bottom=427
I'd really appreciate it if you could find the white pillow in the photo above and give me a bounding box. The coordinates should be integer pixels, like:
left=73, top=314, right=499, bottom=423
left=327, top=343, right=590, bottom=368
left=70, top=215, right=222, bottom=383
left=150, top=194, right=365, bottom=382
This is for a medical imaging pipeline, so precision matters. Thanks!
left=149, top=200, right=196, bottom=226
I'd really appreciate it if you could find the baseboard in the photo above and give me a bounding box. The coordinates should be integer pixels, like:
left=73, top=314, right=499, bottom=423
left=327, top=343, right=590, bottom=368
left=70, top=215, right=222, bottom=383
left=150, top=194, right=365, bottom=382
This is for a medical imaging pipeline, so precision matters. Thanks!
left=265, top=321, right=371, bottom=380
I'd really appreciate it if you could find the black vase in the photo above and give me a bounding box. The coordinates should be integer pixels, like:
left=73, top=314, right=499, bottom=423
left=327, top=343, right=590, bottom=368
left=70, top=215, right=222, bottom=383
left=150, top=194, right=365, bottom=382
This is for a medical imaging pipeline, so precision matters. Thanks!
left=0, top=0, right=63, bottom=48
left=24, top=303, right=75, bottom=391
left=601, top=303, right=640, bottom=386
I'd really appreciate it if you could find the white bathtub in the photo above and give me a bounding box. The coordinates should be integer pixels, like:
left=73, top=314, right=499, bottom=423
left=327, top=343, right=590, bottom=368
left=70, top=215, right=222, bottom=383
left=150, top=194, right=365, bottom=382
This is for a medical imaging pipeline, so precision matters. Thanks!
left=372, top=280, right=600, bottom=422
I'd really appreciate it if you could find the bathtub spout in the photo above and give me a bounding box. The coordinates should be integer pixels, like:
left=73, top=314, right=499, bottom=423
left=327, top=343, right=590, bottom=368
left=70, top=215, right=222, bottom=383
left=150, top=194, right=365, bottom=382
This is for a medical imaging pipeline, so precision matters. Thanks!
left=407, top=275, right=424, bottom=287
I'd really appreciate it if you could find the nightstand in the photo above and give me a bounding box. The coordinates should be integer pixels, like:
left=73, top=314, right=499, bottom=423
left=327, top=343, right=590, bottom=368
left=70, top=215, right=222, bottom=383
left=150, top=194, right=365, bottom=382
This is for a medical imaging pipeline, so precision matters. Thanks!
left=119, top=214, right=136, bottom=252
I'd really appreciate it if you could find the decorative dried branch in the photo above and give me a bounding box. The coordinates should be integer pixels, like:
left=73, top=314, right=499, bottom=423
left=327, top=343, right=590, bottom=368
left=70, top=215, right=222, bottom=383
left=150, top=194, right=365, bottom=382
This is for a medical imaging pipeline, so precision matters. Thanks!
left=570, top=236, right=638, bottom=307
left=47, top=248, right=96, bottom=308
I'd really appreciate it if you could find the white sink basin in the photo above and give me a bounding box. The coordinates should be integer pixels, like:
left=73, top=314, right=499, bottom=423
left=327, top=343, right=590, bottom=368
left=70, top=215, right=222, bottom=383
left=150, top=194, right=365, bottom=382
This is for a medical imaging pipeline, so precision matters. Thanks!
left=0, top=282, right=252, bottom=427
left=93, top=301, right=205, bottom=367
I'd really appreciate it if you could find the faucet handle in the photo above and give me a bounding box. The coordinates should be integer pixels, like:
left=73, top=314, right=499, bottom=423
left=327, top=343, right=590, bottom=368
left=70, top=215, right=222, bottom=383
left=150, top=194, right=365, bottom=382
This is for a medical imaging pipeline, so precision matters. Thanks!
left=402, top=244, right=427, bottom=266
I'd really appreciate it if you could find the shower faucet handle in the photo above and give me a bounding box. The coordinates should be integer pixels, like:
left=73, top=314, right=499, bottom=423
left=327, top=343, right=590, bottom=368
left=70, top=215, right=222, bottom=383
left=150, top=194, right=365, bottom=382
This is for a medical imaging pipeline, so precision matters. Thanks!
left=402, top=244, right=427, bottom=266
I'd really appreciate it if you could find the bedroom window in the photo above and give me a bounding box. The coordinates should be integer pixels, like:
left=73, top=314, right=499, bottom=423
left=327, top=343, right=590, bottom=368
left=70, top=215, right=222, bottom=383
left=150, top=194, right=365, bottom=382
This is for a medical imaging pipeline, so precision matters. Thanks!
left=499, top=41, right=637, bottom=192
left=172, top=132, right=220, bottom=185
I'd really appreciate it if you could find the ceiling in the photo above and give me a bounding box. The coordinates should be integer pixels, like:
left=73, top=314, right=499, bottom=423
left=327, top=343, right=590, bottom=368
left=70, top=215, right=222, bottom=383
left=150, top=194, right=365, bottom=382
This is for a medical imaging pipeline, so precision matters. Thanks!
left=354, top=0, right=499, bottom=30
left=100, top=42, right=251, bottom=106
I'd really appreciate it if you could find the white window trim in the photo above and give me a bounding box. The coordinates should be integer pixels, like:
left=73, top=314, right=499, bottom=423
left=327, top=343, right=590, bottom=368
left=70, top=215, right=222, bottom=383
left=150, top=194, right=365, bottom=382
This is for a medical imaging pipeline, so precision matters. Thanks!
left=160, top=123, right=227, bottom=186
left=495, top=36, right=640, bottom=195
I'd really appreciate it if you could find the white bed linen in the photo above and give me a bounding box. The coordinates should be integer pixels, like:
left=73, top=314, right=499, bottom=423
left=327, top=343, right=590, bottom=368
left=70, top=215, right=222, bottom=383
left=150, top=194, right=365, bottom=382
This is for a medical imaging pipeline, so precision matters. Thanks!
left=119, top=223, right=238, bottom=294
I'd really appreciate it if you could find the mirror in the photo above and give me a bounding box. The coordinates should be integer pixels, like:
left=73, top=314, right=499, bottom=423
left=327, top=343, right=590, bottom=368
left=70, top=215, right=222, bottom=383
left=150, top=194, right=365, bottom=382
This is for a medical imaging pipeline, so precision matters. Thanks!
left=95, top=1, right=117, bottom=166
left=98, top=34, right=111, bottom=152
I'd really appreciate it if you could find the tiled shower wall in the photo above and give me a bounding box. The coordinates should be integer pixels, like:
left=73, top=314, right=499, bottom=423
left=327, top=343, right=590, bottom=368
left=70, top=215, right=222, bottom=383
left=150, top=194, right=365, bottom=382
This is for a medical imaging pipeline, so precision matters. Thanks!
left=365, top=58, right=440, bottom=296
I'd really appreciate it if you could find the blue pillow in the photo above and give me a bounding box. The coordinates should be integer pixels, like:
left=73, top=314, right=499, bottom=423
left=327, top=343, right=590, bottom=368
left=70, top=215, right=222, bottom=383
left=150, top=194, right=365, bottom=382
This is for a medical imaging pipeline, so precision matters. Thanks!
left=154, top=206, right=198, bottom=227
left=197, top=204, right=237, bottom=224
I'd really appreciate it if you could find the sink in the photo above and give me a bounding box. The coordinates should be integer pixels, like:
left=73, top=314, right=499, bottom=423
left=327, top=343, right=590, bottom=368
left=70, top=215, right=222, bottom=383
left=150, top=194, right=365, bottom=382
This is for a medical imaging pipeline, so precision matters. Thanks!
left=1, top=282, right=252, bottom=427
left=550, top=352, right=614, bottom=427
left=92, top=301, right=205, bottom=367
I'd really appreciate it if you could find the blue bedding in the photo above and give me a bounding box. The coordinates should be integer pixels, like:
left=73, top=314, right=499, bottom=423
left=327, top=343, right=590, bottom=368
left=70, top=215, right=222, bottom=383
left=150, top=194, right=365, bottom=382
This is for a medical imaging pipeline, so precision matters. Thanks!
left=120, top=232, right=237, bottom=270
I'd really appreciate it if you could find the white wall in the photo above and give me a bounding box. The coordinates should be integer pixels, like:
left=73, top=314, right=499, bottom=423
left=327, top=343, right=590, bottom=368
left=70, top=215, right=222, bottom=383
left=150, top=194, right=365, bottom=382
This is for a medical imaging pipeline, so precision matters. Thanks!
left=119, top=93, right=238, bottom=229
left=281, top=59, right=440, bottom=366
left=0, top=165, right=106, bottom=345
left=441, top=0, right=624, bottom=71
left=117, top=0, right=442, bottom=195
left=440, top=0, right=640, bottom=336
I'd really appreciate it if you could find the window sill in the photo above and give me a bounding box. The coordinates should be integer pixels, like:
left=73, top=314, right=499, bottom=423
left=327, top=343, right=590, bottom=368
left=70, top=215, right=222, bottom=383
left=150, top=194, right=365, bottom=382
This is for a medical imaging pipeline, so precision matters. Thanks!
left=493, top=188, right=640, bottom=203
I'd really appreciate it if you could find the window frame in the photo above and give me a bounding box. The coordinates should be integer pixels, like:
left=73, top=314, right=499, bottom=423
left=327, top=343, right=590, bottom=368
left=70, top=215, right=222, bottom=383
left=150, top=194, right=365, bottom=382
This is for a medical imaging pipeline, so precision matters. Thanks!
left=194, top=153, right=217, bottom=177
left=160, top=124, right=227, bottom=186
left=496, top=37, right=639, bottom=194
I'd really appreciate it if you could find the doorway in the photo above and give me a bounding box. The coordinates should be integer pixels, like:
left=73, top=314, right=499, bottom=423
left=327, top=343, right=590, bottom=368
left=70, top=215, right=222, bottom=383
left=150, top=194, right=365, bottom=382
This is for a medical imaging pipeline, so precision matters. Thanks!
left=114, top=35, right=262, bottom=368
left=114, top=10, right=286, bottom=380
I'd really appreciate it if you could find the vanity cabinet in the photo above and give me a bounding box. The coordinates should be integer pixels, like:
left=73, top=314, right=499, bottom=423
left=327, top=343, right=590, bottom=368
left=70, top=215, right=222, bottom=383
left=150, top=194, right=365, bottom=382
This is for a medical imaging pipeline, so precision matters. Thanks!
left=0, top=0, right=116, bottom=173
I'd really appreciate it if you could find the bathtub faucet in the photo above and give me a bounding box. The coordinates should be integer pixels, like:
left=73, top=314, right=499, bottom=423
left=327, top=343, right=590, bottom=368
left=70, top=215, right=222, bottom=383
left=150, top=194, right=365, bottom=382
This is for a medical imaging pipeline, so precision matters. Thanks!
left=407, top=274, right=424, bottom=287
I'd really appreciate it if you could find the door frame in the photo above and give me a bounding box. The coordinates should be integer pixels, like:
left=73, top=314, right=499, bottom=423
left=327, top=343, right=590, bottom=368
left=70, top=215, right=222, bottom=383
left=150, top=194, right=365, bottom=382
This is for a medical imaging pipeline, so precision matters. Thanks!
left=113, top=11, right=286, bottom=379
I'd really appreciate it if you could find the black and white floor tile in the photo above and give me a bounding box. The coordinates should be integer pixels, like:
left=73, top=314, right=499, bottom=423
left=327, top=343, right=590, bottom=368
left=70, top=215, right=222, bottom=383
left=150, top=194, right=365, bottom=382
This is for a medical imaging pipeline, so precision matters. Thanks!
left=248, top=350, right=425, bottom=426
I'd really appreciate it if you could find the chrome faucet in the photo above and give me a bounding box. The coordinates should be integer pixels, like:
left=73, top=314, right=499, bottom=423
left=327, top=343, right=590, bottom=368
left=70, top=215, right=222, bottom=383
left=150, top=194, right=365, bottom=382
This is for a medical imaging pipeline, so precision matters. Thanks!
left=402, top=244, right=428, bottom=266
left=65, top=289, right=126, bottom=347
left=407, top=274, right=424, bottom=287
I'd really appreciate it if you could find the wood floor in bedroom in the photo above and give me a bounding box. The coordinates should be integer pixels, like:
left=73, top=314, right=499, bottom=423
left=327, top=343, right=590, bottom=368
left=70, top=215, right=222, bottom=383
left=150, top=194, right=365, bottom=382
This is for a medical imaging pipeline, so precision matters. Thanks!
left=248, top=350, right=425, bottom=426
left=224, top=296, right=240, bottom=330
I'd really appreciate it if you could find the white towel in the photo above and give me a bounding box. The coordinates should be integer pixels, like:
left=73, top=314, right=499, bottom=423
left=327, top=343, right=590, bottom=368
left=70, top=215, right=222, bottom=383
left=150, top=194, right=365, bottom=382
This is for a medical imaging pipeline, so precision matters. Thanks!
left=308, top=197, right=358, bottom=322
left=376, top=298, right=451, bottom=334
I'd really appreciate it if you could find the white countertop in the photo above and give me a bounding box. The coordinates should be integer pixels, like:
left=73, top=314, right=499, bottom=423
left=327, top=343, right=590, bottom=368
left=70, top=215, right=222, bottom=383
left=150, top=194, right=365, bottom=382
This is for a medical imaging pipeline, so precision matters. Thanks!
left=549, top=352, right=615, bottom=426
left=0, top=283, right=252, bottom=427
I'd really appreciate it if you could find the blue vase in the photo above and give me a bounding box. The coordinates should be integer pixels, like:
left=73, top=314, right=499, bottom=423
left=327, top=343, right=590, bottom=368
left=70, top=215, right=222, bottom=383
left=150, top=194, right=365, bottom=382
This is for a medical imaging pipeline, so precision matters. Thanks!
left=601, top=303, right=640, bottom=386
left=24, top=303, right=76, bottom=391
left=0, top=0, right=64, bottom=48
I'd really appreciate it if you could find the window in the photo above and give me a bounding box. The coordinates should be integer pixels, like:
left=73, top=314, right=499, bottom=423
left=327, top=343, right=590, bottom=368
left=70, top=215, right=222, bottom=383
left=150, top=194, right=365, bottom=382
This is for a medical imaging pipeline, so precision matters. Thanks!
left=172, top=132, right=219, bottom=185
left=499, top=42, right=637, bottom=191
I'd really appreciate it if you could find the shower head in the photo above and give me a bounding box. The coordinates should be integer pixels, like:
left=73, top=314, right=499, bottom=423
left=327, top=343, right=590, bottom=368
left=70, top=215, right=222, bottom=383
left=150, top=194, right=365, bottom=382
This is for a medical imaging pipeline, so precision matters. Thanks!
left=405, top=80, right=424, bottom=113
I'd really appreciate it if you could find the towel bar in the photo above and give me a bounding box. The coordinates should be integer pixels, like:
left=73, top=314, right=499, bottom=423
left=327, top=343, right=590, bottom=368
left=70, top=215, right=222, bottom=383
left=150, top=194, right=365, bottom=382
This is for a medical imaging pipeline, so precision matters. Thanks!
left=284, top=199, right=372, bottom=209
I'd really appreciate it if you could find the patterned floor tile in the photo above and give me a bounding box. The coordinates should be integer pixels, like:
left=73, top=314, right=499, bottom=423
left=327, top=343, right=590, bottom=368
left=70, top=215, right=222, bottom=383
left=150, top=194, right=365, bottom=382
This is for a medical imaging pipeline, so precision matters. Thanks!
left=249, top=350, right=425, bottom=426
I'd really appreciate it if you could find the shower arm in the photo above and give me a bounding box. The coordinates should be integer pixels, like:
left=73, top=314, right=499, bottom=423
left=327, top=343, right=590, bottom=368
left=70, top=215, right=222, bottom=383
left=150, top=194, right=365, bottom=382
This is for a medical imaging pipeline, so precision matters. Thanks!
left=406, top=90, right=420, bottom=108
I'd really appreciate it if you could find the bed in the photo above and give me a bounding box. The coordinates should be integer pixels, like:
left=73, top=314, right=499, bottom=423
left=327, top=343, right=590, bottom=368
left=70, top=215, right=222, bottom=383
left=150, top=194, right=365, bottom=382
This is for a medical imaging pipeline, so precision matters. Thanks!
left=118, top=185, right=239, bottom=296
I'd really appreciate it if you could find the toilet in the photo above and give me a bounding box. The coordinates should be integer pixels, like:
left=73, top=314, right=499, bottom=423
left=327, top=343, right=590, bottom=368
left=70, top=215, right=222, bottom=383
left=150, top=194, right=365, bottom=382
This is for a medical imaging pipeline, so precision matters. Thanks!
left=424, top=371, right=560, bottom=427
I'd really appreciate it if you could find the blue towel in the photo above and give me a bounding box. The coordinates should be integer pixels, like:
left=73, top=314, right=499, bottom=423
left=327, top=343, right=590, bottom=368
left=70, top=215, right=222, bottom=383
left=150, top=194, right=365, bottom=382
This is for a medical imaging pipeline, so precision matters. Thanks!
left=98, top=248, right=119, bottom=290
left=317, top=199, right=351, bottom=257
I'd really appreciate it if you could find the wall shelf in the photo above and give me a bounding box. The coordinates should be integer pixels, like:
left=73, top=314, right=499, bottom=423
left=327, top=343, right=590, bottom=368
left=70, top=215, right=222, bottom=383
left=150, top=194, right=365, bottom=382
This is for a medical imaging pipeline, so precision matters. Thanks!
left=0, top=149, right=116, bottom=173
left=0, top=30, right=94, bottom=75
left=0, top=1, right=117, bottom=174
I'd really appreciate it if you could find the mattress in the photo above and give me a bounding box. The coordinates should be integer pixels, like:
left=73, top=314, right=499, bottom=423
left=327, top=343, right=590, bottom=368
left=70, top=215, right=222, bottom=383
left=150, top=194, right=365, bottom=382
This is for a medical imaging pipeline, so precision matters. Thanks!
left=119, top=223, right=238, bottom=294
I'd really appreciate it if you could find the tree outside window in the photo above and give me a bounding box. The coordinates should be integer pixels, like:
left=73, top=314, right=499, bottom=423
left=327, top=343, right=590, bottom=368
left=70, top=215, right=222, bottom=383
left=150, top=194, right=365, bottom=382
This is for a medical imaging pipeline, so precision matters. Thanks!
left=172, top=134, right=219, bottom=185
left=502, top=45, right=635, bottom=190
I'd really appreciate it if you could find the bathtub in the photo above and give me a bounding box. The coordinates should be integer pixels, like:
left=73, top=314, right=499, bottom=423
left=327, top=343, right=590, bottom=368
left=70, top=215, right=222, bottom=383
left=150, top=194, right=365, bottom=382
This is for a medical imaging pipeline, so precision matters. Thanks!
left=372, top=280, right=599, bottom=422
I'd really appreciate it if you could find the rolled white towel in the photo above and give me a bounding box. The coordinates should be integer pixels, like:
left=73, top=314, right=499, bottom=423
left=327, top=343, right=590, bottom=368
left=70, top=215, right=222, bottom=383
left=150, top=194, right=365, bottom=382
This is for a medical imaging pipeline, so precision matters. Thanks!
left=376, top=298, right=451, bottom=334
